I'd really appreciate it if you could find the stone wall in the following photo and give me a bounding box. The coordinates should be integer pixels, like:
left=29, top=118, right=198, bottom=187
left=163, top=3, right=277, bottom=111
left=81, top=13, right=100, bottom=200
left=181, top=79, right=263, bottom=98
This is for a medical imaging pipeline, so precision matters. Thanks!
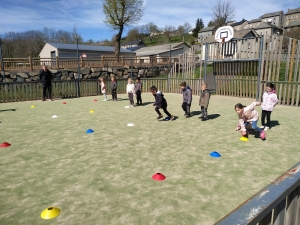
left=0, top=65, right=171, bottom=82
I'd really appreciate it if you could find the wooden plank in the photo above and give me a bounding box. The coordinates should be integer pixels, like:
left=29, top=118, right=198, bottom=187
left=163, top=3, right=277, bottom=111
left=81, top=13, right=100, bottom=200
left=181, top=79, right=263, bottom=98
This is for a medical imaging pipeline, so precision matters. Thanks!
left=284, top=186, right=300, bottom=225
left=288, top=39, right=297, bottom=82
left=285, top=38, right=292, bottom=81
left=276, top=36, right=283, bottom=81
left=258, top=210, right=272, bottom=225
left=282, top=83, right=287, bottom=105
left=267, top=35, right=275, bottom=82
left=272, top=198, right=286, bottom=225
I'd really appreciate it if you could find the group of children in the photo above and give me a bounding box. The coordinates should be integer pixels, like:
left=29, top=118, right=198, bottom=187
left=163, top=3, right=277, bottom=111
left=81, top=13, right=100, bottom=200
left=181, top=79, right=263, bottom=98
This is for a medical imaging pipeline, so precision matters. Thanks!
left=99, top=76, right=278, bottom=141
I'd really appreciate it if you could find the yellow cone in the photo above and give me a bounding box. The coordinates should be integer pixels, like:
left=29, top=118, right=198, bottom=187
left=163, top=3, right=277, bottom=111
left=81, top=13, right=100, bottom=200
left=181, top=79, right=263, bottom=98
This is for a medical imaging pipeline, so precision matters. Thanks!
left=240, top=137, right=249, bottom=142
left=90, top=110, right=95, bottom=113
left=40, top=207, right=60, bottom=220
left=31, top=105, right=36, bottom=108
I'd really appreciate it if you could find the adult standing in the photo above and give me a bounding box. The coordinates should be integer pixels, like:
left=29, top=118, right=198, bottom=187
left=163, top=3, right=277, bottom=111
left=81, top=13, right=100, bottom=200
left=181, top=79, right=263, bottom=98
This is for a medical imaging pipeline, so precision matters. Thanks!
left=39, top=65, right=53, bottom=101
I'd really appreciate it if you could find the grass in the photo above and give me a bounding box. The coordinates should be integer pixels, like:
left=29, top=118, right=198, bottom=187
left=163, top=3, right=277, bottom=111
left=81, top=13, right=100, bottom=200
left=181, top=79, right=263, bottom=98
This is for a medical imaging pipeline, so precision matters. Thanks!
left=0, top=94, right=300, bottom=225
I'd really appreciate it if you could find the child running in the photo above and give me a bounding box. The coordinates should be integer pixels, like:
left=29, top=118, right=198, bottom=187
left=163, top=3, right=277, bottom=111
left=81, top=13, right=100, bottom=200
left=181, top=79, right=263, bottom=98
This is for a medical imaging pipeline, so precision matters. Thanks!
left=98, top=76, right=107, bottom=101
left=260, top=83, right=278, bottom=130
left=180, top=82, right=192, bottom=117
left=126, top=78, right=135, bottom=107
left=111, top=76, right=117, bottom=101
left=235, top=102, right=266, bottom=140
left=135, top=77, right=143, bottom=105
left=150, top=86, right=174, bottom=121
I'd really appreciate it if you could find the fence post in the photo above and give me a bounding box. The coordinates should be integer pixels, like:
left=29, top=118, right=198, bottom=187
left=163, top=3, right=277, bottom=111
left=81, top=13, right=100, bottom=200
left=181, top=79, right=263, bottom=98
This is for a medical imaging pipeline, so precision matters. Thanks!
left=121, top=56, right=124, bottom=66
left=256, top=36, right=264, bottom=101
left=80, top=56, right=83, bottom=68
left=56, top=56, right=59, bottom=69
left=101, top=56, right=104, bottom=67
left=29, top=56, right=33, bottom=71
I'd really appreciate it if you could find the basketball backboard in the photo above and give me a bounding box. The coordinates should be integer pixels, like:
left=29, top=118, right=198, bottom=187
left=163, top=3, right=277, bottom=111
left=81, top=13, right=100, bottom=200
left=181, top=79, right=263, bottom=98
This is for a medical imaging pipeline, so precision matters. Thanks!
left=215, top=26, right=234, bottom=43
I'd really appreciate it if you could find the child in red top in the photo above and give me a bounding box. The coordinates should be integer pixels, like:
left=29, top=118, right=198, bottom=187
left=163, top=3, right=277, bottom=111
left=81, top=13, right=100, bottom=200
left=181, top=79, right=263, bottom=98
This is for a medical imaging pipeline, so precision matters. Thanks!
left=235, top=102, right=266, bottom=140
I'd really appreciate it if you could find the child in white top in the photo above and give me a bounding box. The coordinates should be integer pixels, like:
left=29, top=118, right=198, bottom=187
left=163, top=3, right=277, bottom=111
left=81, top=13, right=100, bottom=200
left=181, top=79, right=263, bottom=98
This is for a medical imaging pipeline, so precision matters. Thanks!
left=235, top=102, right=266, bottom=140
left=99, top=76, right=107, bottom=101
left=260, top=83, right=278, bottom=130
left=126, top=78, right=135, bottom=107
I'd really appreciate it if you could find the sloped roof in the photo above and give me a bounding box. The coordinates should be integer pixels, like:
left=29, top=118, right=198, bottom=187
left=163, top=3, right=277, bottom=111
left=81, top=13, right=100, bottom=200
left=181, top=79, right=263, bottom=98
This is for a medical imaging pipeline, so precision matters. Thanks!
left=285, top=7, right=300, bottom=15
left=200, top=26, right=216, bottom=32
left=284, top=20, right=300, bottom=28
left=231, top=19, right=247, bottom=27
left=121, top=40, right=145, bottom=46
left=248, top=18, right=261, bottom=24
left=260, top=11, right=283, bottom=19
left=135, top=42, right=190, bottom=56
left=47, top=43, right=132, bottom=53
left=253, top=22, right=281, bottom=30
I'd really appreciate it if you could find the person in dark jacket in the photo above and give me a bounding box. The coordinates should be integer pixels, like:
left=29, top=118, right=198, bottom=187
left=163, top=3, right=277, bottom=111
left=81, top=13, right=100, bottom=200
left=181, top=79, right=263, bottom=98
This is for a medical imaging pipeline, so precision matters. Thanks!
left=135, top=77, right=142, bottom=105
left=111, top=76, right=117, bottom=101
left=150, top=86, right=174, bottom=121
left=180, top=82, right=192, bottom=117
left=199, top=82, right=211, bottom=121
left=39, top=65, right=53, bottom=101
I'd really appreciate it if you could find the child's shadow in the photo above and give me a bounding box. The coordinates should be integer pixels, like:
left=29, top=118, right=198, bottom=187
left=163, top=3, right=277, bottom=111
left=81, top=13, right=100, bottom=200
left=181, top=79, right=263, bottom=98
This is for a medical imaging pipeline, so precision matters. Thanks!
left=269, top=120, right=280, bottom=129
left=141, top=102, right=153, bottom=106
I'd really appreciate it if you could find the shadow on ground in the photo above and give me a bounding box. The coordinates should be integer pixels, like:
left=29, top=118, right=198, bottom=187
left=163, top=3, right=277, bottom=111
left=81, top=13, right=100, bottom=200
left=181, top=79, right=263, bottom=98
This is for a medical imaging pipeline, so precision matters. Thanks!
left=0, top=109, right=17, bottom=112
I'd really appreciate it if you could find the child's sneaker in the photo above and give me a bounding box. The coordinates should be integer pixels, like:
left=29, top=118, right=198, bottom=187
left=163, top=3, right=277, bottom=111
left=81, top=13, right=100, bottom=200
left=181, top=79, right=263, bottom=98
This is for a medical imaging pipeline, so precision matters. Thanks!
left=157, top=115, right=163, bottom=120
left=260, top=130, right=266, bottom=140
left=103, top=99, right=107, bottom=101
left=170, top=115, right=175, bottom=121
left=264, top=126, right=269, bottom=130
left=260, top=126, right=264, bottom=129
left=130, top=105, right=134, bottom=107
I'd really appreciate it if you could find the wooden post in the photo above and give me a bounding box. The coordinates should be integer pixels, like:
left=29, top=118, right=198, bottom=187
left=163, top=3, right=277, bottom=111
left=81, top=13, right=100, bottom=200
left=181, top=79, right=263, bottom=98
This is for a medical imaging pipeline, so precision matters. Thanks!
left=56, top=56, right=59, bottom=69
left=29, top=56, right=33, bottom=71
left=80, top=56, right=83, bottom=68
left=121, top=56, right=124, bottom=66
left=289, top=39, right=297, bottom=82
left=101, top=56, right=104, bottom=67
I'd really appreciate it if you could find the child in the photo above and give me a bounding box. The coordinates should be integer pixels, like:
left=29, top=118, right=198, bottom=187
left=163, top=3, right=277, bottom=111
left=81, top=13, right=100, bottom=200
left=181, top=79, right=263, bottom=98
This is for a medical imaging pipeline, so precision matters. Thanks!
left=111, top=76, right=117, bottom=101
left=135, top=77, right=143, bottom=105
left=199, top=82, right=211, bottom=121
left=234, top=102, right=266, bottom=140
left=99, top=76, right=107, bottom=101
left=150, top=86, right=174, bottom=121
left=126, top=78, right=135, bottom=107
left=260, top=83, right=278, bottom=130
left=180, top=82, right=192, bottom=117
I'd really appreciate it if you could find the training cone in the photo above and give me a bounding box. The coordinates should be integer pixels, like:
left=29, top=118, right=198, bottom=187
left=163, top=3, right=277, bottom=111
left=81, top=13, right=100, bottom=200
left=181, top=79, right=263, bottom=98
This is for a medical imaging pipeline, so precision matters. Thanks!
left=0, top=142, right=11, bottom=148
left=165, top=116, right=170, bottom=121
left=31, top=105, right=36, bottom=108
left=90, top=110, right=95, bottom=113
left=52, top=115, right=58, bottom=118
left=124, top=106, right=130, bottom=108
left=210, top=151, right=221, bottom=158
left=152, top=173, right=166, bottom=181
left=62, top=102, right=67, bottom=104
left=94, top=100, right=98, bottom=102
left=40, top=207, right=60, bottom=220
left=86, top=129, right=94, bottom=133
left=127, top=123, right=134, bottom=127
left=240, top=136, right=249, bottom=142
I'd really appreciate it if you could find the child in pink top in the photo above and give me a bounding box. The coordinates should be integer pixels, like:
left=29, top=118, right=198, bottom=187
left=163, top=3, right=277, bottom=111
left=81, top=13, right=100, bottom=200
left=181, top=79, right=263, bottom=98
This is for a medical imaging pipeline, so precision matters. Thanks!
left=260, top=83, right=278, bottom=130
left=235, top=102, right=266, bottom=140
left=98, top=76, right=107, bottom=101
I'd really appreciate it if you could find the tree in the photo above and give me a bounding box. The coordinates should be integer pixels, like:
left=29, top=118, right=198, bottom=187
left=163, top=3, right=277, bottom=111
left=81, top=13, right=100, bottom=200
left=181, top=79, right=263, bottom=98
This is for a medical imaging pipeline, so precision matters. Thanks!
left=211, top=0, right=235, bottom=28
left=102, top=0, right=144, bottom=59
left=146, top=22, right=158, bottom=34
left=177, top=25, right=185, bottom=36
left=126, top=28, right=140, bottom=41
left=192, top=18, right=204, bottom=38
left=183, top=22, right=192, bottom=34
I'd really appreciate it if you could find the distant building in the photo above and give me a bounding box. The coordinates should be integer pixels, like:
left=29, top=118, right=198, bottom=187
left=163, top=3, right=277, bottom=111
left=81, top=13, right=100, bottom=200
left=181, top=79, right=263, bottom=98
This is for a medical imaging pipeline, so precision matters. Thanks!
left=244, top=18, right=261, bottom=29
left=260, top=11, right=284, bottom=29
left=39, top=43, right=133, bottom=66
left=198, top=26, right=217, bottom=42
left=121, top=40, right=146, bottom=51
left=284, top=7, right=300, bottom=30
left=254, top=22, right=283, bottom=36
left=230, top=19, right=248, bottom=31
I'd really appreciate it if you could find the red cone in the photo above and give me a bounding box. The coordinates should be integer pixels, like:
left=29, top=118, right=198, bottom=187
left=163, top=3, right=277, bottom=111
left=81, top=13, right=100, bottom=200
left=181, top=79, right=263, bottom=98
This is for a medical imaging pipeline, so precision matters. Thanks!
left=0, top=142, right=11, bottom=148
left=94, top=100, right=98, bottom=102
left=152, top=173, right=166, bottom=181
left=62, top=102, right=67, bottom=104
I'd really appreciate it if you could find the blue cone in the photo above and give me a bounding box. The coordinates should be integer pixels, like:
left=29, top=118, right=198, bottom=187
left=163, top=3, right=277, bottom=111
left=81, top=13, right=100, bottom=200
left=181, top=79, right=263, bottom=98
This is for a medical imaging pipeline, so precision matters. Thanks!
left=86, top=129, right=94, bottom=134
left=210, top=151, right=221, bottom=158
left=165, top=117, right=170, bottom=121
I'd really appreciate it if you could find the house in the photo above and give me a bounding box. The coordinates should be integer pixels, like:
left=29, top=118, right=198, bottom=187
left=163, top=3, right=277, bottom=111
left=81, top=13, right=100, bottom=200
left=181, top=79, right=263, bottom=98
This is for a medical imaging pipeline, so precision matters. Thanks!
left=134, top=42, right=191, bottom=63
left=226, top=21, right=236, bottom=26
left=120, top=40, right=145, bottom=51
left=260, top=11, right=284, bottom=29
left=39, top=43, right=133, bottom=60
left=198, top=26, right=217, bottom=42
left=244, top=18, right=261, bottom=29
left=283, top=7, right=300, bottom=30
left=254, top=22, right=283, bottom=36
left=230, top=19, right=248, bottom=31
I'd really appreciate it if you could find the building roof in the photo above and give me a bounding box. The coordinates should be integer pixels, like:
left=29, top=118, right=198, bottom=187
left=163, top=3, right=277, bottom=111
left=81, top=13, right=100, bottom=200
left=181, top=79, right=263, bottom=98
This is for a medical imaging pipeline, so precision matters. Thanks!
left=47, top=43, right=132, bottom=53
left=199, top=26, right=216, bottom=32
left=284, top=20, right=300, bottom=28
left=253, top=22, right=281, bottom=30
left=248, top=18, right=261, bottom=24
left=260, top=11, right=283, bottom=19
left=135, top=42, right=190, bottom=56
left=285, top=7, right=300, bottom=15
left=231, top=19, right=247, bottom=27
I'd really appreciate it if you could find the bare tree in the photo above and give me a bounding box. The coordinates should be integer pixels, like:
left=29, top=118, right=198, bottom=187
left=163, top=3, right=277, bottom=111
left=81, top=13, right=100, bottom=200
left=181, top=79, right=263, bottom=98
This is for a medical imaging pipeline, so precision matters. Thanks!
left=183, top=22, right=192, bottom=34
left=212, top=0, right=235, bottom=28
left=102, top=0, right=144, bottom=59
left=146, top=22, right=158, bottom=34
left=177, top=25, right=185, bottom=36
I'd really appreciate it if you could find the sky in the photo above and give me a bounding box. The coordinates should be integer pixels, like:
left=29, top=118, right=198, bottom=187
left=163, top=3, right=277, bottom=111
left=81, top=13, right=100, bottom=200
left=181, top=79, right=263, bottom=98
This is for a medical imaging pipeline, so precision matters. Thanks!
left=0, top=0, right=299, bottom=42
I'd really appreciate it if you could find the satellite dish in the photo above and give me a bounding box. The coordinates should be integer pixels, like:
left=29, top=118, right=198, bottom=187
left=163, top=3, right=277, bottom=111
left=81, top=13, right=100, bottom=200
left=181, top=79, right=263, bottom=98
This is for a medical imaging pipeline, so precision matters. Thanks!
left=214, top=26, right=234, bottom=43
left=268, top=19, right=272, bottom=22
